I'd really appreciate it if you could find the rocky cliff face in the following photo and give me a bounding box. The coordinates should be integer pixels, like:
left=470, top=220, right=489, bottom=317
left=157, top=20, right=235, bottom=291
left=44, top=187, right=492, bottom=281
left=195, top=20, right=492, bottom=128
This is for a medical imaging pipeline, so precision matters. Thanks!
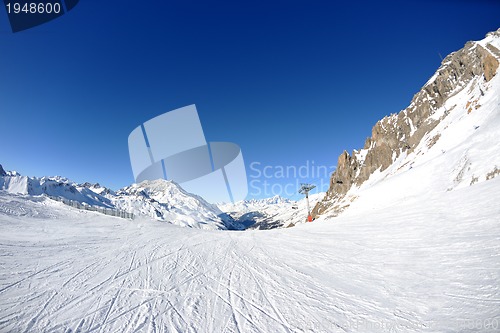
left=313, top=28, right=500, bottom=217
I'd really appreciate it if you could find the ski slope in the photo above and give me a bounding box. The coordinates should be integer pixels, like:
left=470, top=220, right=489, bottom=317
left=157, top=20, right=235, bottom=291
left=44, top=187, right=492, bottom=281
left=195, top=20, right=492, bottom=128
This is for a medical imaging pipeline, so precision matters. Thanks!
left=1, top=30, right=500, bottom=333
left=1, top=173, right=499, bottom=332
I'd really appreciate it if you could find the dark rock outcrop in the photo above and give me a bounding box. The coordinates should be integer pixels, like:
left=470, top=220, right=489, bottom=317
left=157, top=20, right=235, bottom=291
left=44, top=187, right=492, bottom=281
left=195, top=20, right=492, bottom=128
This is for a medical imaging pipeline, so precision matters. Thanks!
left=313, top=29, right=500, bottom=217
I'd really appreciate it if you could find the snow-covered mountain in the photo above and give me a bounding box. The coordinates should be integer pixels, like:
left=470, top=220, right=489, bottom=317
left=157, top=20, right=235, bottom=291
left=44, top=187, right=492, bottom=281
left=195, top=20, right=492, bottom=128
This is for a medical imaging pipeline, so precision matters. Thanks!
left=0, top=173, right=115, bottom=207
left=0, top=169, right=227, bottom=230
left=0, top=166, right=326, bottom=230
left=112, top=179, right=228, bottom=229
left=1, top=29, right=500, bottom=333
left=314, top=28, right=500, bottom=218
left=219, top=192, right=325, bottom=229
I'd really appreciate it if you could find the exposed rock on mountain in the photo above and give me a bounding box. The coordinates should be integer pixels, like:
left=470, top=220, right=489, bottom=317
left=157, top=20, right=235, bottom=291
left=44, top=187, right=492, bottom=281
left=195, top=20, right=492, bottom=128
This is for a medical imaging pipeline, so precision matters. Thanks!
left=313, top=28, right=500, bottom=217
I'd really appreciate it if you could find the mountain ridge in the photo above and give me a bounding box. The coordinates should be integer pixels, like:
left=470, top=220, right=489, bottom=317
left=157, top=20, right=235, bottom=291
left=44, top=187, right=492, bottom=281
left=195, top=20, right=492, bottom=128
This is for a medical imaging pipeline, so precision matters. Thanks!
left=313, top=28, right=500, bottom=218
left=0, top=168, right=227, bottom=230
left=218, top=192, right=325, bottom=229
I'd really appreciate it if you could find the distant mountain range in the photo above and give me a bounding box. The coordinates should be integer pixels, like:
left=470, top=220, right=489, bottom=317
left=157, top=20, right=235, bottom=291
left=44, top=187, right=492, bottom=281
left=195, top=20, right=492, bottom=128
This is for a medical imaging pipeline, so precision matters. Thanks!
left=0, top=170, right=229, bottom=229
left=0, top=165, right=322, bottom=230
left=3, top=29, right=499, bottom=228
left=218, top=193, right=325, bottom=229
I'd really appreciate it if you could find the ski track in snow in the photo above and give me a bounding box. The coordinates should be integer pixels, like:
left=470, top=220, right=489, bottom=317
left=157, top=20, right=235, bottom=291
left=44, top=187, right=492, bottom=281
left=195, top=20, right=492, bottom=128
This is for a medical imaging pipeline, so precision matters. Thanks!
left=1, top=39, right=500, bottom=331
left=2, top=30, right=500, bottom=333
left=0, top=176, right=499, bottom=333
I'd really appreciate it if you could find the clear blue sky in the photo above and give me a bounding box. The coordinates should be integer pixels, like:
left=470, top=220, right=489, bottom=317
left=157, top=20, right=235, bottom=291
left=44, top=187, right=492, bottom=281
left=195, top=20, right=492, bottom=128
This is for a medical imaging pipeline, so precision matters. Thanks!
left=1, top=0, right=499, bottom=199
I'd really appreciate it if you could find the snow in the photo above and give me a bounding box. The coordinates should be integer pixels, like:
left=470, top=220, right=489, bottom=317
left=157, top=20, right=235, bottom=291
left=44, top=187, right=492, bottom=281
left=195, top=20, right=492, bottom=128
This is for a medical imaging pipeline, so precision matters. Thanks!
left=0, top=175, right=29, bottom=195
left=218, top=193, right=325, bottom=229
left=336, top=37, right=500, bottom=203
left=478, top=30, right=500, bottom=51
left=0, top=175, right=114, bottom=207
left=0, top=174, right=499, bottom=332
left=354, top=148, right=368, bottom=164
left=113, top=179, right=227, bottom=230
left=424, top=70, right=439, bottom=87
left=0, top=174, right=227, bottom=230
left=0, top=30, right=499, bottom=333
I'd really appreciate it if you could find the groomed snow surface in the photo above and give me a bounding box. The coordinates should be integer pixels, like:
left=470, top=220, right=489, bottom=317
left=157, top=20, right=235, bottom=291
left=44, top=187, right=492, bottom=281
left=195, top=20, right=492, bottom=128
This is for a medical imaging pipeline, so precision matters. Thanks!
left=1, top=33, right=500, bottom=333
left=1, top=175, right=499, bottom=333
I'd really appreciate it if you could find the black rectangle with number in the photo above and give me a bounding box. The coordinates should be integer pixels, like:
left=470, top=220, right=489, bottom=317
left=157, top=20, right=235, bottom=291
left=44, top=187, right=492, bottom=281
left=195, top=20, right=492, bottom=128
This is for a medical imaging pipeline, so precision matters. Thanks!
left=3, top=0, right=65, bottom=32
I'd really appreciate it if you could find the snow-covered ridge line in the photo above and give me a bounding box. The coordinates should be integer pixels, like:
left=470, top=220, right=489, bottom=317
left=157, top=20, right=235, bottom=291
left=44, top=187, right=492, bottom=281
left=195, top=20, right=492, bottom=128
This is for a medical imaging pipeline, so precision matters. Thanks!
left=313, top=27, right=500, bottom=218
left=1, top=164, right=326, bottom=230
left=0, top=173, right=114, bottom=206
left=219, top=192, right=325, bottom=229
left=0, top=167, right=226, bottom=230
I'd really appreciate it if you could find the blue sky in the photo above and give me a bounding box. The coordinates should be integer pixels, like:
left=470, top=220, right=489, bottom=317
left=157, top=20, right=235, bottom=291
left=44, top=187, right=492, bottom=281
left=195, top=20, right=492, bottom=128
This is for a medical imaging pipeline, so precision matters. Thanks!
left=1, top=0, right=499, bottom=200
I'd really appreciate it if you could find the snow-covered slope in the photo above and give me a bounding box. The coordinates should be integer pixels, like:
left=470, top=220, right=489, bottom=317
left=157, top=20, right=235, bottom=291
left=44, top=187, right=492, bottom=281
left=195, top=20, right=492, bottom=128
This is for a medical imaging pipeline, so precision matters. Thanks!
left=113, top=179, right=227, bottom=229
left=0, top=175, right=498, bottom=332
left=0, top=174, right=115, bottom=207
left=0, top=170, right=227, bottom=230
left=337, top=40, right=500, bottom=218
left=1, top=29, right=499, bottom=333
left=219, top=193, right=325, bottom=229
left=315, top=28, right=500, bottom=218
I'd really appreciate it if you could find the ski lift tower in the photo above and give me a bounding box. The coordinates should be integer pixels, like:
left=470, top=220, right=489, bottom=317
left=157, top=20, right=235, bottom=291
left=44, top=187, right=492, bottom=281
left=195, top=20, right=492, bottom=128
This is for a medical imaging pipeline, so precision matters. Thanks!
left=299, top=183, right=316, bottom=222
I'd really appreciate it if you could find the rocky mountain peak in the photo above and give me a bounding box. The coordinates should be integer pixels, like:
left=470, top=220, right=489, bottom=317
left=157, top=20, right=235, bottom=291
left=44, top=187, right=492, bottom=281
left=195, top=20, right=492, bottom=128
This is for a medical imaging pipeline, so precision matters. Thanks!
left=313, top=29, right=500, bottom=218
